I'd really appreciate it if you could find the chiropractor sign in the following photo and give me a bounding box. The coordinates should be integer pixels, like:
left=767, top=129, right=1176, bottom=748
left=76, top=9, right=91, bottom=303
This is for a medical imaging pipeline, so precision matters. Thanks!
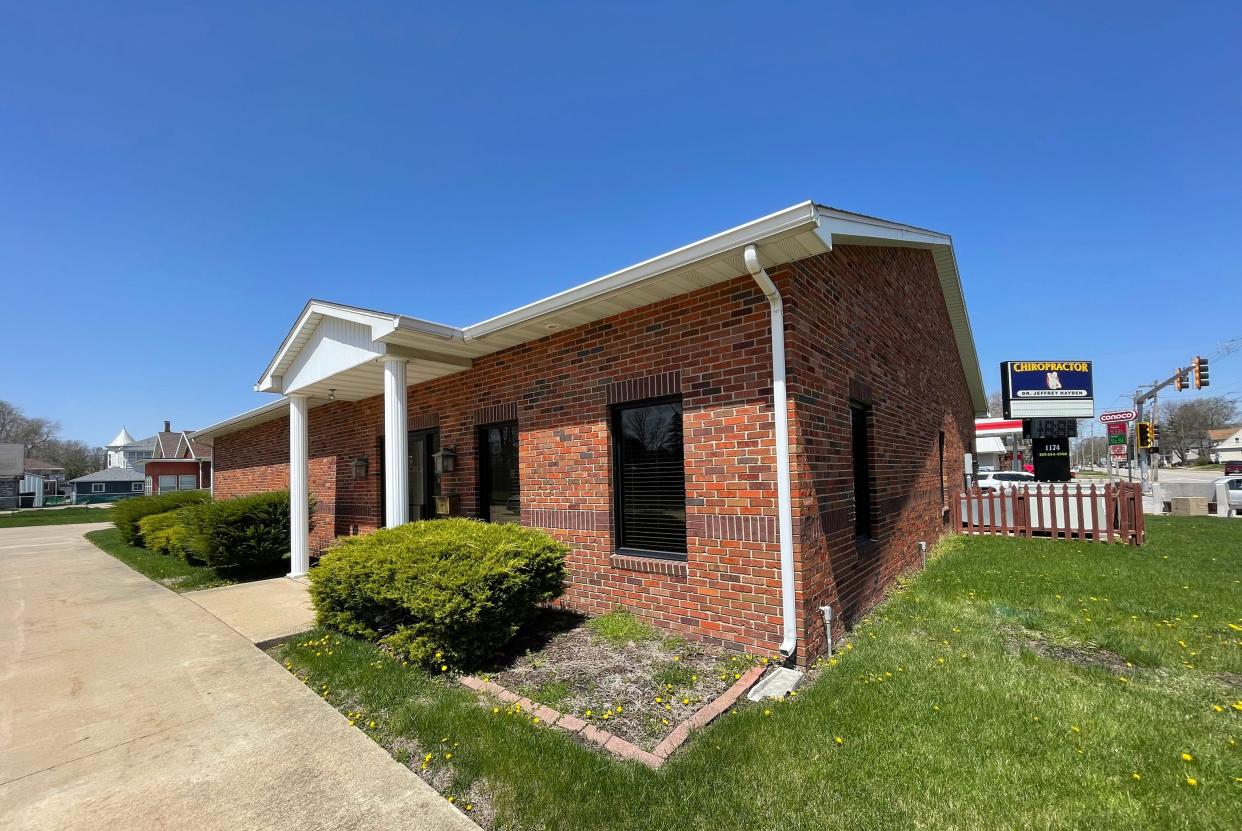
left=1001, top=361, right=1094, bottom=419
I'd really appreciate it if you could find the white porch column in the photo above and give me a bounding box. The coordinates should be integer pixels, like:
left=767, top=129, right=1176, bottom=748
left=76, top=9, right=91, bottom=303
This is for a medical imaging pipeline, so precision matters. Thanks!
left=288, top=393, right=310, bottom=577
left=383, top=357, right=409, bottom=527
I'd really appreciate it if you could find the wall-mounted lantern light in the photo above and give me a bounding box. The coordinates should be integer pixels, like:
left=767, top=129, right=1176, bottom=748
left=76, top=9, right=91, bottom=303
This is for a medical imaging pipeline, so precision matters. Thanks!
left=351, top=456, right=369, bottom=480
left=433, top=446, right=456, bottom=474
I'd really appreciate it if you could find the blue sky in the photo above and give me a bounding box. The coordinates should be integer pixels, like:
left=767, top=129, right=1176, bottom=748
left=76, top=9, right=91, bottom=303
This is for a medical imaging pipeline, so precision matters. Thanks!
left=2, top=1, right=1240, bottom=444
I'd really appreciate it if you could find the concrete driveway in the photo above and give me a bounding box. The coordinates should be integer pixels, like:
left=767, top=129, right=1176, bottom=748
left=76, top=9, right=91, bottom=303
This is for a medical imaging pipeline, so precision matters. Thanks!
left=0, top=523, right=476, bottom=831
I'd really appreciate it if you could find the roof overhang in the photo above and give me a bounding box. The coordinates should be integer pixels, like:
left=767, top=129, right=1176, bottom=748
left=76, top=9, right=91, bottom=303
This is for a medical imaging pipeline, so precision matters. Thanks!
left=233, top=200, right=985, bottom=438
left=191, top=399, right=296, bottom=442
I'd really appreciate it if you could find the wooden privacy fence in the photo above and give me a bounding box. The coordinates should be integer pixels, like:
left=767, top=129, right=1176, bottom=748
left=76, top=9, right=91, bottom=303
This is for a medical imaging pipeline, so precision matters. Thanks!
left=955, top=482, right=1145, bottom=546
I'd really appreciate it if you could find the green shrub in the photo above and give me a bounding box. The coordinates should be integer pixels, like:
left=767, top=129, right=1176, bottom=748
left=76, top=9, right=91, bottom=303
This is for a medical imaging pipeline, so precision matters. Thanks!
left=136, top=506, right=205, bottom=561
left=137, top=510, right=182, bottom=553
left=183, top=490, right=294, bottom=570
left=112, top=490, right=211, bottom=545
left=310, top=518, right=567, bottom=667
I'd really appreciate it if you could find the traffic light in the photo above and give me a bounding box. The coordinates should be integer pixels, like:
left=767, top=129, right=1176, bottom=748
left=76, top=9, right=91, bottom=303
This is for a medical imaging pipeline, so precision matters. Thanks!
left=1174, top=368, right=1185, bottom=392
left=1192, top=356, right=1210, bottom=389
left=1136, top=422, right=1153, bottom=449
left=1150, top=424, right=1159, bottom=451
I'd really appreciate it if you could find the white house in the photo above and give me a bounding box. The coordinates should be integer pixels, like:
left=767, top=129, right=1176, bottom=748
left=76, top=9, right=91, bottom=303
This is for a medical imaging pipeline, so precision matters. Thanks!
left=1211, top=426, right=1242, bottom=463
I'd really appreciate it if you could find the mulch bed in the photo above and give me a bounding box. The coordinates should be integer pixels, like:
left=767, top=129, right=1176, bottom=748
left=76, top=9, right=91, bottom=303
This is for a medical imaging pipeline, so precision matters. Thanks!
left=474, top=610, right=768, bottom=753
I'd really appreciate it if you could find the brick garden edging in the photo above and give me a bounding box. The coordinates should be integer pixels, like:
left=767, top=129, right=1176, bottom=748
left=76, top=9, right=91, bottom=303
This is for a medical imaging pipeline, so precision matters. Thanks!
left=460, top=664, right=767, bottom=769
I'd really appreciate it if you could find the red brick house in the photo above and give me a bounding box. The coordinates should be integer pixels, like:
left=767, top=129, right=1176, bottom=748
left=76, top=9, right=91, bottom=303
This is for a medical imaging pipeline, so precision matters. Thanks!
left=142, top=421, right=213, bottom=495
left=194, top=202, right=986, bottom=664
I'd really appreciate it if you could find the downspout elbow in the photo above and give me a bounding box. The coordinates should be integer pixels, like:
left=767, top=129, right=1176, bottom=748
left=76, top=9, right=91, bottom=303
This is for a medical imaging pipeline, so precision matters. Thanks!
left=745, top=244, right=798, bottom=661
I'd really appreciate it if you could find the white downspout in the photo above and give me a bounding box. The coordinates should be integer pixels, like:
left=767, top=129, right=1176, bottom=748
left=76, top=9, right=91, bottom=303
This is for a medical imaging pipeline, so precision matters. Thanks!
left=745, top=244, right=798, bottom=659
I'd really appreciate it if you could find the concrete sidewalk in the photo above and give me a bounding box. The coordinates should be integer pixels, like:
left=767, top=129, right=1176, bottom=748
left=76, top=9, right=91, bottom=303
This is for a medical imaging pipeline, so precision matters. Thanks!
left=0, top=523, right=476, bottom=831
left=185, top=576, right=316, bottom=648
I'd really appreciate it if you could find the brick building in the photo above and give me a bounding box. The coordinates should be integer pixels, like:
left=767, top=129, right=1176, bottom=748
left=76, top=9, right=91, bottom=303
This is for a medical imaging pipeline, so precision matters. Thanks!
left=141, top=423, right=213, bottom=495
left=194, top=202, right=986, bottom=664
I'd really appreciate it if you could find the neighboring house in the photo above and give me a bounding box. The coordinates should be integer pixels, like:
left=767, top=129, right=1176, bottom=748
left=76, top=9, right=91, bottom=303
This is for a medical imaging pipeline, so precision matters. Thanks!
left=1209, top=426, right=1242, bottom=463
left=23, top=457, right=66, bottom=481
left=68, top=467, right=145, bottom=502
left=142, top=421, right=212, bottom=495
left=105, top=427, right=157, bottom=472
left=194, top=201, right=987, bottom=665
left=20, top=457, right=67, bottom=507
left=0, top=443, right=24, bottom=509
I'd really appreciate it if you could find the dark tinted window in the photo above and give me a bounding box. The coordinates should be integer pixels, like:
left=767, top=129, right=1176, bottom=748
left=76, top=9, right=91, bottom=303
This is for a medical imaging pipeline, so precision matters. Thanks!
left=479, top=422, right=520, bottom=524
left=612, top=398, right=686, bottom=557
left=851, top=401, right=873, bottom=538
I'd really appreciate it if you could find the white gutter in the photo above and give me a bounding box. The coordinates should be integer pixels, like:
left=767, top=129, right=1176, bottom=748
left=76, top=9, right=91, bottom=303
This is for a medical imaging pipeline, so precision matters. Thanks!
left=744, top=244, right=799, bottom=659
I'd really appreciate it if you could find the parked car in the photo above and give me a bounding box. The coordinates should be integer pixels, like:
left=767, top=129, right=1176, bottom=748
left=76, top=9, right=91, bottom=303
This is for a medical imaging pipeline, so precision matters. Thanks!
left=1214, top=476, right=1242, bottom=514
left=1225, top=460, right=1242, bottom=476
left=975, top=471, right=1037, bottom=491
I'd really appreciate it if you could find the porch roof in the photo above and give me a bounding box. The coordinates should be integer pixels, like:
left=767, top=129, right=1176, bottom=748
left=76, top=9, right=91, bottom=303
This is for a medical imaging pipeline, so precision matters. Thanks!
left=216, top=201, right=984, bottom=438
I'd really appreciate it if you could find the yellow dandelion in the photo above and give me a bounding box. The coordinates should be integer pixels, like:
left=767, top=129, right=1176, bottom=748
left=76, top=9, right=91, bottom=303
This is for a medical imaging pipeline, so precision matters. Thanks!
left=682, top=697, right=690, bottom=705
left=1071, top=725, right=1081, bottom=733
left=368, top=720, right=376, bottom=729
left=440, top=665, right=448, bottom=672
left=445, top=752, right=452, bottom=759
left=1131, top=772, right=1141, bottom=780
left=834, top=736, right=843, bottom=745
left=764, top=709, right=771, bottom=717
left=1181, top=752, right=1193, bottom=762
left=1185, top=777, right=1197, bottom=787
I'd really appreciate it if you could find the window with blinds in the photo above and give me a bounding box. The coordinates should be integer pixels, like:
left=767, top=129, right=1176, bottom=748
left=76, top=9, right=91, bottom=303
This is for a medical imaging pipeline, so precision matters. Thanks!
left=611, top=397, right=686, bottom=558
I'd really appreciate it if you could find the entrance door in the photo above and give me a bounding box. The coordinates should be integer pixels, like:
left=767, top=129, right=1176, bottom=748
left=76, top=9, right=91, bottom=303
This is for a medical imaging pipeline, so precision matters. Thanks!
left=408, top=429, right=441, bottom=521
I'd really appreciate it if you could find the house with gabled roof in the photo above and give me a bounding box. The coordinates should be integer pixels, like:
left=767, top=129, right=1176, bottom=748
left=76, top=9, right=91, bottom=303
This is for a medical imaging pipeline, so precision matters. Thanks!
left=142, top=420, right=212, bottom=495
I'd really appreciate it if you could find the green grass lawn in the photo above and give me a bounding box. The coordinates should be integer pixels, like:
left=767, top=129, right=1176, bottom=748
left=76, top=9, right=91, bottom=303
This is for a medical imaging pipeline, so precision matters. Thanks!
left=277, top=516, right=1241, bottom=830
left=84, top=528, right=242, bottom=592
left=0, top=506, right=113, bottom=528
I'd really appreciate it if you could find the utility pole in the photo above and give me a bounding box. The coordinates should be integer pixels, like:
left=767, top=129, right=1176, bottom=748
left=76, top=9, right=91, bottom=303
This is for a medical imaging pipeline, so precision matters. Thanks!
left=1134, top=368, right=1189, bottom=494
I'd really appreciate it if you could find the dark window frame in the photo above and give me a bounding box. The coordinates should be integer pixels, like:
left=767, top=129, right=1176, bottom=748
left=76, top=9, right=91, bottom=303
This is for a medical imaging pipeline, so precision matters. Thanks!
left=477, top=420, right=521, bottom=524
left=610, top=395, right=687, bottom=561
left=850, top=400, right=875, bottom=540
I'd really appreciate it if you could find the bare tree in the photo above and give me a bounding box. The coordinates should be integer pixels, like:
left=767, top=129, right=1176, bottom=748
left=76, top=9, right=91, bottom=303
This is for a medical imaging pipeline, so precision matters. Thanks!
left=0, top=400, right=104, bottom=477
left=986, top=389, right=1004, bottom=418
left=1159, top=397, right=1240, bottom=464
left=0, top=400, right=58, bottom=454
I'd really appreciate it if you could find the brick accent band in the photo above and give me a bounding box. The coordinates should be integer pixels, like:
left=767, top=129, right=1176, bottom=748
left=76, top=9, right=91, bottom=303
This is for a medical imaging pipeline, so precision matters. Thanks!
left=526, top=508, right=609, bottom=532
left=475, top=402, right=518, bottom=425
left=688, top=514, right=776, bottom=543
left=610, top=553, right=688, bottom=578
left=409, top=411, right=439, bottom=431
left=605, top=370, right=681, bottom=405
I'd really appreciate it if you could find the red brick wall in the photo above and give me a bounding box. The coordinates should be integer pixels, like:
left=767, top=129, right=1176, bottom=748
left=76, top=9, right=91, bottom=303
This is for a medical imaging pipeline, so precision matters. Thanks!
left=212, top=245, right=976, bottom=662
left=144, top=460, right=207, bottom=494
left=783, top=245, right=975, bottom=659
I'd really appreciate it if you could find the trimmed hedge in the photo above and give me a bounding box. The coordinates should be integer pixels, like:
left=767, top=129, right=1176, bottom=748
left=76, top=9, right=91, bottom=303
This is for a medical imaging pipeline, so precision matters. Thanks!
left=183, top=490, right=294, bottom=570
left=112, top=490, right=211, bottom=545
left=137, top=509, right=183, bottom=554
left=310, top=518, right=567, bottom=667
left=136, top=506, right=205, bottom=561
